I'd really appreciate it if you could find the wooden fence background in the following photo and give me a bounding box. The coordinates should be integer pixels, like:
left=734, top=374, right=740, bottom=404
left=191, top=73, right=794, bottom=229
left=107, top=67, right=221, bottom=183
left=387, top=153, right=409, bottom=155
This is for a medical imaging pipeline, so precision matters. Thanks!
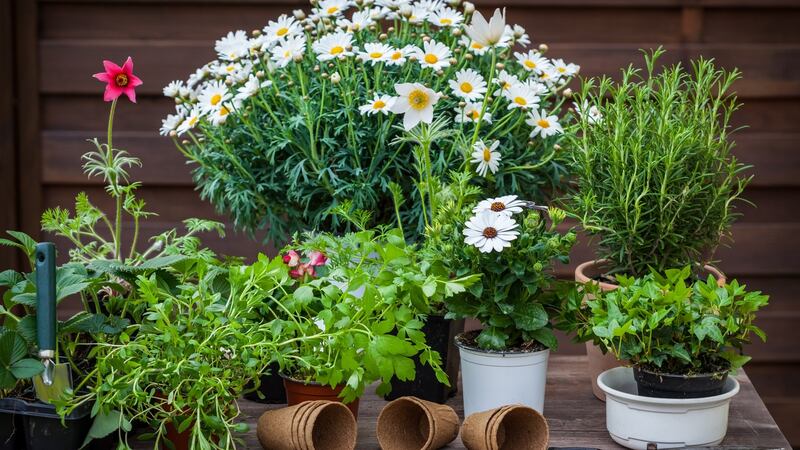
left=1, top=0, right=798, bottom=445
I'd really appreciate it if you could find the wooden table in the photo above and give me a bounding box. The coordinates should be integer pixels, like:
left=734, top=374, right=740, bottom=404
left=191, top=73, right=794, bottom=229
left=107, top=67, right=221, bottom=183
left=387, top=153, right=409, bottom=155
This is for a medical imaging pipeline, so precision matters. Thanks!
left=140, top=356, right=792, bottom=449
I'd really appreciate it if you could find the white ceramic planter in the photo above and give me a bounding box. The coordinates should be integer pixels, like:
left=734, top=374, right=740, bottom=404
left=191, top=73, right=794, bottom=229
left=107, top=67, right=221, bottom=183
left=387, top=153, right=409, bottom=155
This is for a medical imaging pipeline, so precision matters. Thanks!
left=455, top=337, right=549, bottom=416
left=598, top=367, right=740, bottom=450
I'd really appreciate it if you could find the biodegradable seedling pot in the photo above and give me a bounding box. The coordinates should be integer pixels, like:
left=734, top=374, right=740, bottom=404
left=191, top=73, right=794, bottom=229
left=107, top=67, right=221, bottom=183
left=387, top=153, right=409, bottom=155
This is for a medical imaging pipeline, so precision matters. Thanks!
left=633, top=367, right=728, bottom=399
left=376, top=396, right=459, bottom=450
left=598, top=366, right=740, bottom=450
left=257, top=400, right=357, bottom=450
left=455, top=333, right=549, bottom=417
left=282, top=375, right=360, bottom=418
left=461, top=405, right=549, bottom=450
left=575, top=260, right=727, bottom=401
left=245, top=362, right=288, bottom=404
left=0, top=396, right=92, bottom=450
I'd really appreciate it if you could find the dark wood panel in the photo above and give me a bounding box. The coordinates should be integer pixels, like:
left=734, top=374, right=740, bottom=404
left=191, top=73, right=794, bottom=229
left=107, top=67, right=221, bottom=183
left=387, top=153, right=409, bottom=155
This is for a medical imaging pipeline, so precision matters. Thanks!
left=736, top=133, right=800, bottom=188
left=738, top=188, right=800, bottom=223
left=39, top=41, right=800, bottom=98
left=0, top=0, right=17, bottom=270
left=42, top=95, right=174, bottom=131
left=703, top=8, right=800, bottom=43
left=734, top=99, right=800, bottom=133
left=35, top=0, right=800, bottom=6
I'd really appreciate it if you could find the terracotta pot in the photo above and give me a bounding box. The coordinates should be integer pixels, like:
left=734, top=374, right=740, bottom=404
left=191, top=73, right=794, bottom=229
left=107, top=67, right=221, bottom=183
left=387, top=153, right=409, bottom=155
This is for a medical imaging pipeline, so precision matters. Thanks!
left=282, top=375, right=360, bottom=418
left=575, top=260, right=726, bottom=401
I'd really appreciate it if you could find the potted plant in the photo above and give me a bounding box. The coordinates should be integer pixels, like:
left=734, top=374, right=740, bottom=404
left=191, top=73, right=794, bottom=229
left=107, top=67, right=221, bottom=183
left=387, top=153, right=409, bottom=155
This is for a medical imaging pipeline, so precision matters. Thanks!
left=425, top=178, right=575, bottom=416
left=563, top=48, right=749, bottom=398
left=161, top=1, right=578, bottom=242
left=564, top=266, right=768, bottom=447
left=263, top=227, right=476, bottom=416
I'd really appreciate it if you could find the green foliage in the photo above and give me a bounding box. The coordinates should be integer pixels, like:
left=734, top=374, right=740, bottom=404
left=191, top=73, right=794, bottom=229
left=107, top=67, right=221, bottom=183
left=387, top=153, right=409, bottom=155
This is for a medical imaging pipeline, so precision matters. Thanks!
left=0, top=330, right=43, bottom=392
left=565, top=48, right=750, bottom=277
left=561, top=267, right=769, bottom=374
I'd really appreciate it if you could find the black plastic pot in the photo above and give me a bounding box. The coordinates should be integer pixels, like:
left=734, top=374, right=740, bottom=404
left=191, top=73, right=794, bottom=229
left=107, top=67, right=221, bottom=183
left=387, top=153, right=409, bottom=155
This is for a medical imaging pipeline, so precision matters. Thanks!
left=0, top=396, right=92, bottom=450
left=384, top=316, right=463, bottom=404
left=634, top=366, right=728, bottom=398
left=244, top=362, right=287, bottom=404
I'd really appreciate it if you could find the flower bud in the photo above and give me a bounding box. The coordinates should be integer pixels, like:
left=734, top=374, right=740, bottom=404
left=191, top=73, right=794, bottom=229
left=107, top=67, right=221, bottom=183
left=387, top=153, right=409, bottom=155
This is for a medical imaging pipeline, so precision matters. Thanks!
left=379, top=33, right=388, bottom=40
left=293, top=54, right=304, bottom=62
left=169, top=130, right=177, bottom=137
left=311, top=16, right=320, bottom=24
left=399, top=4, right=412, bottom=17
left=387, top=26, right=395, bottom=33
left=355, top=0, right=363, bottom=5
left=553, top=144, right=562, bottom=151
left=495, top=62, right=505, bottom=70
left=422, top=35, right=431, bottom=42
left=448, top=57, right=457, bottom=65
left=256, top=70, right=265, bottom=78
left=175, top=98, right=183, bottom=105
left=294, top=9, right=306, bottom=19
left=562, top=88, right=573, bottom=98
left=452, top=28, right=462, bottom=37
left=321, top=72, right=330, bottom=79
left=538, top=43, right=549, bottom=53
left=436, top=70, right=444, bottom=76
left=331, top=72, right=342, bottom=84
left=458, top=101, right=466, bottom=108
left=305, top=24, right=314, bottom=32
left=313, top=65, right=321, bottom=72
left=463, top=1, right=475, bottom=13
left=252, top=29, right=261, bottom=37
left=464, top=53, right=473, bottom=60
left=181, top=139, right=190, bottom=145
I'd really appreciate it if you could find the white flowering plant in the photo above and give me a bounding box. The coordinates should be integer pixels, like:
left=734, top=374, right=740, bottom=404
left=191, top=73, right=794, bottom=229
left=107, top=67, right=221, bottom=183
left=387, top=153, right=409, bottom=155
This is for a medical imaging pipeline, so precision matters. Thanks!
left=161, top=0, right=578, bottom=241
left=423, top=174, right=576, bottom=350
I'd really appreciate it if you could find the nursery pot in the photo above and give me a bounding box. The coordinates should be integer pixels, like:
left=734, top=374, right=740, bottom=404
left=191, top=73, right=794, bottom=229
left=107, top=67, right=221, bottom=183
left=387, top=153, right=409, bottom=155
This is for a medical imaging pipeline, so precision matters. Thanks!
left=244, top=362, right=288, bottom=404
left=575, top=260, right=727, bottom=401
left=0, top=395, right=92, bottom=450
left=598, top=367, right=740, bottom=449
left=633, top=366, right=728, bottom=399
left=282, top=375, right=360, bottom=418
left=384, top=316, right=463, bottom=404
left=455, top=332, right=550, bottom=417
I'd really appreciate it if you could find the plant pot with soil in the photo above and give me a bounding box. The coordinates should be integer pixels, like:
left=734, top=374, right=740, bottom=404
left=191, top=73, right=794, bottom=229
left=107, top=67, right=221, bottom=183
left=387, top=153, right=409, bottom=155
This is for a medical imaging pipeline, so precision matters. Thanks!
left=560, top=49, right=753, bottom=400
left=425, top=196, right=576, bottom=416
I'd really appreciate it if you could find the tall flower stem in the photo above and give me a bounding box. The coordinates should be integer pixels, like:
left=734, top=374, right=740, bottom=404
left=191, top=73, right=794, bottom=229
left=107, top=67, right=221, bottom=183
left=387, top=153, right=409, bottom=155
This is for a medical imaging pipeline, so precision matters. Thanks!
left=470, top=49, right=497, bottom=148
left=106, top=98, right=123, bottom=260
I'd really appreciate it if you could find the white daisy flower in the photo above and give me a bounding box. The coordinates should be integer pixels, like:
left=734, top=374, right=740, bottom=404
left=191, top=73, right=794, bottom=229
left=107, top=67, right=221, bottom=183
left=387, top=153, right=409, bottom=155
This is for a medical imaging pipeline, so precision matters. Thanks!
left=215, top=30, right=250, bottom=61
left=454, top=102, right=492, bottom=124
left=215, top=61, right=252, bottom=83
left=538, top=66, right=559, bottom=85
left=176, top=107, right=202, bottom=136
left=552, top=58, right=580, bottom=77
left=515, top=50, right=552, bottom=74
left=448, top=68, right=487, bottom=102
left=263, top=14, right=301, bottom=43
left=463, top=210, right=519, bottom=253
left=359, top=94, right=396, bottom=115
left=209, top=103, right=234, bottom=126
left=317, top=0, right=350, bottom=16
left=187, top=65, right=211, bottom=89
left=163, top=80, right=184, bottom=98
left=470, top=140, right=501, bottom=176
left=159, top=113, right=183, bottom=136
left=358, top=42, right=393, bottom=64
left=473, top=195, right=526, bottom=217
left=512, top=24, right=530, bottom=47
left=493, top=70, right=521, bottom=96
left=574, top=100, right=603, bottom=125
left=385, top=46, right=412, bottom=66
left=197, top=81, right=231, bottom=115
left=390, top=82, right=441, bottom=130
left=417, top=0, right=445, bottom=12
left=428, top=6, right=463, bottom=27
left=338, top=10, right=376, bottom=31
left=460, top=36, right=489, bottom=56
left=412, top=39, right=451, bottom=71
left=526, top=109, right=563, bottom=138
left=504, top=83, right=540, bottom=110
left=271, top=35, right=307, bottom=68
left=235, top=75, right=272, bottom=102
left=464, top=8, right=509, bottom=48
left=313, top=31, right=355, bottom=61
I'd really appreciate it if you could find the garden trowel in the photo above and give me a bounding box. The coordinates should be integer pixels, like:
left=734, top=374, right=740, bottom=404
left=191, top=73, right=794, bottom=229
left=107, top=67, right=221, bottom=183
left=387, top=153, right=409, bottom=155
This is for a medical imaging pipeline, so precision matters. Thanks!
left=32, top=242, right=72, bottom=404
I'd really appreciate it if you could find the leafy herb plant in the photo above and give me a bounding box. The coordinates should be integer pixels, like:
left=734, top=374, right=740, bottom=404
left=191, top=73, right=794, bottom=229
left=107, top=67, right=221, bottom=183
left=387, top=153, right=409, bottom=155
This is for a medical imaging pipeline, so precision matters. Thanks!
left=566, top=48, right=750, bottom=277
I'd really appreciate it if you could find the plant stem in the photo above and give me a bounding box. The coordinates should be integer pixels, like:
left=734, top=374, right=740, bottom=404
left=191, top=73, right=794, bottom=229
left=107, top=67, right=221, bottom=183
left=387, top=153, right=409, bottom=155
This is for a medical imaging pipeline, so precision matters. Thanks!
left=107, top=99, right=123, bottom=260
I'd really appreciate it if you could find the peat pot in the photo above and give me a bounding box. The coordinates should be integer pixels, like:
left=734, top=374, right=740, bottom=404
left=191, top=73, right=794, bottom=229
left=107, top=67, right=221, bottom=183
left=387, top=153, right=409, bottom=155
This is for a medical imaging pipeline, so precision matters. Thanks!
left=455, top=332, right=549, bottom=417
left=598, top=367, right=740, bottom=450
left=576, top=260, right=726, bottom=401
left=282, top=374, right=360, bottom=418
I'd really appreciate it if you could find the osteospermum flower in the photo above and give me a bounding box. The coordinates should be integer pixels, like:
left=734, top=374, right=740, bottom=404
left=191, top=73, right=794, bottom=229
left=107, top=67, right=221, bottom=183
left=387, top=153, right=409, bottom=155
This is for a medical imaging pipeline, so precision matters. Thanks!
left=460, top=36, right=489, bottom=56
left=463, top=210, right=519, bottom=253
left=405, top=5, right=430, bottom=24
left=412, top=40, right=451, bottom=71
left=473, top=195, right=526, bottom=217
left=359, top=42, right=393, bottom=64
left=464, top=8, right=508, bottom=48
left=449, top=69, right=487, bottom=102
left=159, top=113, right=183, bottom=137
left=512, top=24, right=530, bottom=46
left=390, top=82, right=441, bottom=130
left=215, top=30, right=250, bottom=61
left=359, top=94, right=396, bottom=115
left=385, top=46, right=411, bottom=66
left=176, top=107, right=201, bottom=136
left=198, top=80, right=231, bottom=115
left=470, top=140, right=501, bottom=176
left=208, top=100, right=238, bottom=126
left=271, top=35, right=307, bottom=68
left=515, top=50, right=551, bottom=74
left=163, top=80, right=184, bottom=98
left=235, top=75, right=272, bottom=102
left=493, top=70, right=520, bottom=96
left=455, top=102, right=492, bottom=124
left=263, top=14, right=301, bottom=43
left=552, top=58, right=580, bottom=77
left=526, top=109, right=563, bottom=138
left=504, top=83, right=540, bottom=110
left=313, top=31, right=355, bottom=61
left=428, top=6, right=463, bottom=27
left=93, top=57, right=143, bottom=103
left=317, top=0, right=350, bottom=16
left=338, top=10, right=375, bottom=31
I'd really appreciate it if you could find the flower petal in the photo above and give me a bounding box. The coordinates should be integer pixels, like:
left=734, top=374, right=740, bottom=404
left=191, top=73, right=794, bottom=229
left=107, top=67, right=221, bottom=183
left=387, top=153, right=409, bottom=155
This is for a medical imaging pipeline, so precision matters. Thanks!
left=103, top=60, right=122, bottom=74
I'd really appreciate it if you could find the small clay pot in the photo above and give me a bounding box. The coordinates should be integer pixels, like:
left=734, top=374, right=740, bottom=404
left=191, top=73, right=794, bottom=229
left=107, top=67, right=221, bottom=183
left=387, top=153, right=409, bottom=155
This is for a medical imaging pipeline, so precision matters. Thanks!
left=257, top=401, right=356, bottom=450
left=282, top=374, right=360, bottom=418
left=461, top=405, right=549, bottom=450
left=376, top=396, right=459, bottom=450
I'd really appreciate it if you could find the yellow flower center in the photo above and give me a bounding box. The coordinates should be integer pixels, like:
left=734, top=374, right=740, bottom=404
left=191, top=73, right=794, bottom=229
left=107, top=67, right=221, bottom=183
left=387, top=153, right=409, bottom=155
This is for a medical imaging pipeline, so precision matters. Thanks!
left=470, top=110, right=480, bottom=119
left=277, top=27, right=289, bottom=37
left=115, top=73, right=129, bottom=87
left=483, top=148, right=492, bottom=162
left=331, top=46, right=344, bottom=55
left=471, top=42, right=483, bottom=50
left=373, top=100, right=386, bottom=109
left=540, top=72, right=550, bottom=79
left=226, top=65, right=235, bottom=72
left=514, top=96, right=527, bottom=106
left=391, top=51, right=402, bottom=60
left=408, top=89, right=429, bottom=110
left=460, top=82, right=473, bottom=93
left=219, top=106, right=230, bottom=116
left=558, top=66, right=566, bottom=73
left=537, top=119, right=550, bottom=128
left=188, top=116, right=199, bottom=126
left=283, top=50, right=291, bottom=58
left=440, top=18, right=452, bottom=25
left=210, top=94, right=222, bottom=106
left=502, top=82, right=510, bottom=89
left=482, top=227, right=498, bottom=238
left=369, top=52, right=383, bottom=58
left=327, top=6, right=339, bottom=14
left=490, top=202, right=506, bottom=212
left=424, top=54, right=439, bottom=64
left=524, top=60, right=536, bottom=69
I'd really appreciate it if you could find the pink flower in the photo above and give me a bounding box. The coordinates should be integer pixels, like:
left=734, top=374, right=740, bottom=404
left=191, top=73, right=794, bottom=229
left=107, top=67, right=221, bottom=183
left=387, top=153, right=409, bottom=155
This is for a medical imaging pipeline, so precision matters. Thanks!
left=93, top=57, right=143, bottom=103
left=308, top=250, right=327, bottom=267
left=282, top=250, right=301, bottom=267
left=289, top=263, right=315, bottom=279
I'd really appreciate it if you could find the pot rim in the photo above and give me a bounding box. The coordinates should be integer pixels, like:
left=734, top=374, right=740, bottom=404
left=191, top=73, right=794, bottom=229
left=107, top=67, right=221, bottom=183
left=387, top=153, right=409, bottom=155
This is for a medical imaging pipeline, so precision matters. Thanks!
left=598, top=367, right=740, bottom=405
left=575, top=259, right=727, bottom=289
left=635, top=365, right=730, bottom=380
left=454, top=332, right=551, bottom=356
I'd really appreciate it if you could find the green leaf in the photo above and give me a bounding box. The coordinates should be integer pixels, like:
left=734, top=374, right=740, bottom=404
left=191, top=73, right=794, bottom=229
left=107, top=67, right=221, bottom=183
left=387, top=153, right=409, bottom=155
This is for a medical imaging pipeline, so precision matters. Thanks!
left=294, top=285, right=315, bottom=304
left=10, top=358, right=44, bottom=379
left=476, top=327, right=508, bottom=350
left=528, top=328, right=558, bottom=349
left=81, top=409, right=124, bottom=449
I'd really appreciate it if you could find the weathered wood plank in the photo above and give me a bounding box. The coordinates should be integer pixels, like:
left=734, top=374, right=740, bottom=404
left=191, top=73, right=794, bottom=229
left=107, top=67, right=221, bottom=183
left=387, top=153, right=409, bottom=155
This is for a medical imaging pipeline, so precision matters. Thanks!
left=0, top=0, right=17, bottom=270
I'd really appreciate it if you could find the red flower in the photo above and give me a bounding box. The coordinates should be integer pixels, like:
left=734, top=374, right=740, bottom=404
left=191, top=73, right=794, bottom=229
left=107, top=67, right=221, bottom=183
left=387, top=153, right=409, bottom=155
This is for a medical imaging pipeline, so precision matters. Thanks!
left=289, top=263, right=315, bottom=279
left=282, top=250, right=301, bottom=267
left=308, top=250, right=327, bottom=267
left=93, top=57, right=143, bottom=103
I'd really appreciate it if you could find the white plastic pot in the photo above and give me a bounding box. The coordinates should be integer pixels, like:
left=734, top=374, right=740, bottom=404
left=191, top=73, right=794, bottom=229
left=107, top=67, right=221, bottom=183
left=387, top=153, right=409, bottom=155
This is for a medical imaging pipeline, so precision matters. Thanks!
left=455, top=338, right=549, bottom=416
left=598, top=367, right=740, bottom=450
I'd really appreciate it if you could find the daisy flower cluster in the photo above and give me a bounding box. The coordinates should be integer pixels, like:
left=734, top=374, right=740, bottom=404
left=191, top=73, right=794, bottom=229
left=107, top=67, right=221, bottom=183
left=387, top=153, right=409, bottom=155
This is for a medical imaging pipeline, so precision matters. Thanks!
left=161, top=0, right=579, bottom=241
left=463, top=195, right=542, bottom=253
